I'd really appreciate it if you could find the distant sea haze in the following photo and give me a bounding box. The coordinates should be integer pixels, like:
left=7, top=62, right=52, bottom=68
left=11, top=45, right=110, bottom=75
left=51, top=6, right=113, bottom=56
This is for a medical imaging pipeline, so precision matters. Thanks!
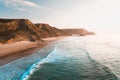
left=21, top=34, right=120, bottom=80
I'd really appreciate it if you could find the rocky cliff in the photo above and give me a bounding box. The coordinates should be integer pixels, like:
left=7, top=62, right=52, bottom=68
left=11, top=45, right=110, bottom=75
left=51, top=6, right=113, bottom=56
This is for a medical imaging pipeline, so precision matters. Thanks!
left=0, top=19, right=71, bottom=44
left=63, top=29, right=95, bottom=36
left=0, top=19, right=42, bottom=44
left=0, top=18, right=95, bottom=44
left=87, top=32, right=96, bottom=35
left=35, top=23, right=71, bottom=38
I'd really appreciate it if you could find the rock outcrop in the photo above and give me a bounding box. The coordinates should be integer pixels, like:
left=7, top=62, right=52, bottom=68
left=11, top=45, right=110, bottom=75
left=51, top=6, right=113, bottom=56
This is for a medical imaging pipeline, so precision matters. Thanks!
left=87, top=32, right=96, bottom=35
left=35, top=23, right=71, bottom=38
left=0, top=19, right=71, bottom=44
left=63, top=29, right=95, bottom=36
left=0, top=18, right=95, bottom=44
left=0, top=19, right=42, bottom=44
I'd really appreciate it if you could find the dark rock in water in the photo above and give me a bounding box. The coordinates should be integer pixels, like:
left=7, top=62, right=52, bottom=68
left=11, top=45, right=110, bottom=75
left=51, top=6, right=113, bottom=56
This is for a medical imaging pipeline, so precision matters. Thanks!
left=35, top=23, right=71, bottom=38
left=0, top=18, right=42, bottom=44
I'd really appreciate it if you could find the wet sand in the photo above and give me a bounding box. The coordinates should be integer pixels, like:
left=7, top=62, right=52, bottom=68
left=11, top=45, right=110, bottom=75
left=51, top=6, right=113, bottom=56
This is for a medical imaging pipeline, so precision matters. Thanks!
left=0, top=37, right=63, bottom=66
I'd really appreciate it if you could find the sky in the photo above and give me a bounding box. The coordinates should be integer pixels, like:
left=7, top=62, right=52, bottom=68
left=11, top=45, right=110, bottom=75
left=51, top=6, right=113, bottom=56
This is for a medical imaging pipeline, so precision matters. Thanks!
left=0, top=0, right=120, bottom=33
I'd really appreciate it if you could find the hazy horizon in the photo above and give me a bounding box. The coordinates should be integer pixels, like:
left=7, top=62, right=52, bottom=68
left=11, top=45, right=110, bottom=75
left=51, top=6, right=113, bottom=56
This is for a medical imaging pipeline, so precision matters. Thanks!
left=0, top=0, right=120, bottom=33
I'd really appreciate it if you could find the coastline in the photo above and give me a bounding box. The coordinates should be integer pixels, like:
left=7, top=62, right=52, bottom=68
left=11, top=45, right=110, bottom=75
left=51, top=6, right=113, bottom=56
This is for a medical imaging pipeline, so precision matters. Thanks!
left=0, top=37, right=64, bottom=80
left=0, top=37, right=63, bottom=66
left=0, top=36, right=119, bottom=80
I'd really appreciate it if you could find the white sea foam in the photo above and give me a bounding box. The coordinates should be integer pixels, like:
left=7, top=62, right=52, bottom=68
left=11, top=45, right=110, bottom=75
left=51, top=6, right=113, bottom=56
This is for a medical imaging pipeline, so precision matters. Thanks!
left=20, top=47, right=66, bottom=80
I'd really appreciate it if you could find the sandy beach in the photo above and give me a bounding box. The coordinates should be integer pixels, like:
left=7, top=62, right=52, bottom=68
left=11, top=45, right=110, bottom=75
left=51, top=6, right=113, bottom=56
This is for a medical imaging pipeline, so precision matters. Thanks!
left=0, top=37, right=63, bottom=66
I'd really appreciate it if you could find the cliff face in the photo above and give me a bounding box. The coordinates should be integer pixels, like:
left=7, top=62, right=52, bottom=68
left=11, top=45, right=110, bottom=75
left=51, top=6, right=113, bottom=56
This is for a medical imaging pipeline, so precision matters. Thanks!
left=35, top=23, right=71, bottom=38
left=87, top=32, right=96, bottom=35
left=63, top=29, right=95, bottom=36
left=0, top=19, right=71, bottom=44
left=0, top=18, right=95, bottom=44
left=0, top=19, right=42, bottom=44
left=62, top=29, right=88, bottom=36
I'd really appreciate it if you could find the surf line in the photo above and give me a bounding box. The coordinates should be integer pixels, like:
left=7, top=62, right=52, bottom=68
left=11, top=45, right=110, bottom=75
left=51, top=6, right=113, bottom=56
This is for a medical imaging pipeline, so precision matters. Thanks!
left=20, top=47, right=58, bottom=80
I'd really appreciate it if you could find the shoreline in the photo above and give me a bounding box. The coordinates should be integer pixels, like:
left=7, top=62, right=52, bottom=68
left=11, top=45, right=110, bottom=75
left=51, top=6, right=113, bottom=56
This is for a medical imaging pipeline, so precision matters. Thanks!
left=0, top=37, right=64, bottom=66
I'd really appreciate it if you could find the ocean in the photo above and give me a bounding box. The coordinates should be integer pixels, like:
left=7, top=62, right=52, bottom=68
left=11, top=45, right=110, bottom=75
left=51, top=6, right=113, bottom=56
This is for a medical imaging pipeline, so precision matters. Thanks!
left=21, top=34, right=120, bottom=80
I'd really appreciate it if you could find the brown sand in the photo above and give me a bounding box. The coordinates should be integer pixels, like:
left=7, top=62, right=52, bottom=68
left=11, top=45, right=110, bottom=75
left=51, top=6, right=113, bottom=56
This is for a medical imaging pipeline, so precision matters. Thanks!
left=0, top=37, right=63, bottom=66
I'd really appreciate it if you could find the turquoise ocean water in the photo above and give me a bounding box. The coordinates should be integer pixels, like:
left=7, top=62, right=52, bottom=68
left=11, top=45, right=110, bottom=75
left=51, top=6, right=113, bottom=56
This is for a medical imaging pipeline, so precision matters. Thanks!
left=21, top=36, right=120, bottom=80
